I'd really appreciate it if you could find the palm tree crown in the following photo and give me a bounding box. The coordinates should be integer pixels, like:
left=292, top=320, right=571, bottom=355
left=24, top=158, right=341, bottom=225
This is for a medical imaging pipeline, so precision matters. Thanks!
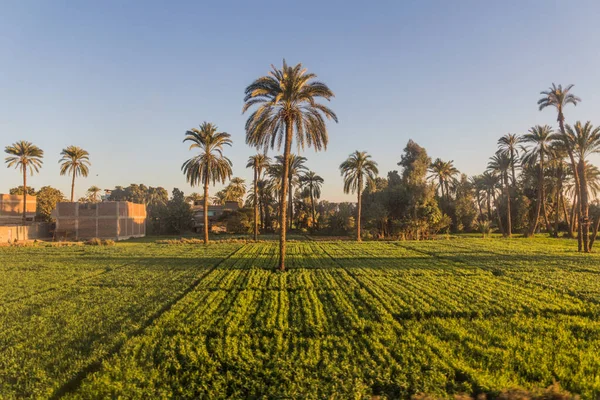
left=243, top=60, right=337, bottom=152
left=182, top=122, right=233, bottom=187
left=5, top=141, right=44, bottom=175
left=538, top=83, right=581, bottom=121
left=340, top=151, right=378, bottom=195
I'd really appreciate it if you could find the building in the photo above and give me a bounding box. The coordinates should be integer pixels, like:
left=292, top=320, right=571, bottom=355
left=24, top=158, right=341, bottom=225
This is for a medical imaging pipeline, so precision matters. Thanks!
left=53, top=201, right=146, bottom=240
left=0, top=194, right=36, bottom=224
left=192, top=201, right=239, bottom=232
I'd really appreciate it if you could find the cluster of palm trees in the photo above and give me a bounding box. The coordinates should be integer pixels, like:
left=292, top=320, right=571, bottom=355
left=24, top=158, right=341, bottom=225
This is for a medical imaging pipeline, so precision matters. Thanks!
left=4, top=141, right=94, bottom=221
left=181, top=122, right=327, bottom=246
left=466, top=84, right=600, bottom=252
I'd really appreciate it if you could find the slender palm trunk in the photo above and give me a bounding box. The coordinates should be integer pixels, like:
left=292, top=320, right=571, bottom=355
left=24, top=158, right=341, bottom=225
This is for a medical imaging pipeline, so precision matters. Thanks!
left=578, top=160, right=590, bottom=252
left=590, top=216, right=600, bottom=251
left=492, top=191, right=504, bottom=235
left=486, top=193, right=492, bottom=221
left=554, top=174, right=562, bottom=238
left=253, top=168, right=259, bottom=241
left=504, top=175, right=511, bottom=237
left=22, top=166, right=27, bottom=224
left=510, top=149, right=517, bottom=186
left=278, top=120, right=293, bottom=271
left=203, top=174, right=209, bottom=245
left=474, top=191, right=483, bottom=220
left=559, top=115, right=583, bottom=250
left=357, top=177, right=363, bottom=242
left=561, top=193, right=570, bottom=236
left=288, top=177, right=293, bottom=230
left=310, top=189, right=316, bottom=230
left=570, top=191, right=578, bottom=238
left=530, top=160, right=545, bottom=236
left=71, top=170, right=76, bottom=202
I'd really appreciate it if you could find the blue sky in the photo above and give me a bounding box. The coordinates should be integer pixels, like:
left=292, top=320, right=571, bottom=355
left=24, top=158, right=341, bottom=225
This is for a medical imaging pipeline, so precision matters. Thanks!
left=1, top=0, right=600, bottom=202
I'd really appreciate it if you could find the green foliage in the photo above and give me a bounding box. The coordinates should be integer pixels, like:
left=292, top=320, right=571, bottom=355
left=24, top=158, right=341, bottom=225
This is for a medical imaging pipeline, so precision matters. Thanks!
left=164, top=188, right=193, bottom=234
left=36, top=186, right=66, bottom=222
left=3, top=238, right=600, bottom=398
left=9, top=185, right=36, bottom=195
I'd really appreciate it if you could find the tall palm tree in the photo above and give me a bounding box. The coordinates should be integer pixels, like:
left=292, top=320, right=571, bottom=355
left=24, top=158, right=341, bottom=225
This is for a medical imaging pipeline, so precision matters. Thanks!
left=243, top=60, right=337, bottom=271
left=427, top=158, right=459, bottom=200
left=246, top=154, right=270, bottom=240
left=564, top=121, right=600, bottom=252
left=488, top=152, right=512, bottom=237
left=4, top=141, right=44, bottom=223
left=497, top=133, right=522, bottom=186
left=340, top=151, right=378, bottom=241
left=59, top=146, right=90, bottom=202
left=300, top=170, right=324, bottom=229
left=522, top=125, right=555, bottom=236
left=87, top=185, right=102, bottom=202
left=538, top=84, right=582, bottom=246
left=181, top=122, right=233, bottom=244
left=470, top=175, right=486, bottom=220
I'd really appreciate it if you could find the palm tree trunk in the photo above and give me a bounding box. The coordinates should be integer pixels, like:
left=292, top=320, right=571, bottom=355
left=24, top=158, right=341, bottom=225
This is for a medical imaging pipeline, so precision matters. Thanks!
left=475, top=191, right=484, bottom=221
left=288, top=177, right=293, bottom=230
left=253, top=168, right=258, bottom=241
left=279, top=120, right=293, bottom=271
left=357, top=181, right=362, bottom=242
left=510, top=149, right=517, bottom=186
left=492, top=191, right=504, bottom=235
left=71, top=170, right=76, bottom=202
left=530, top=163, right=544, bottom=236
left=554, top=176, right=561, bottom=238
left=570, top=191, right=578, bottom=238
left=22, top=166, right=27, bottom=224
left=579, top=160, right=590, bottom=252
left=590, top=215, right=600, bottom=251
left=561, top=193, right=570, bottom=236
left=504, top=176, right=511, bottom=238
left=486, top=193, right=492, bottom=221
left=559, top=114, right=583, bottom=250
left=310, top=190, right=316, bottom=231
left=203, top=175, right=209, bottom=245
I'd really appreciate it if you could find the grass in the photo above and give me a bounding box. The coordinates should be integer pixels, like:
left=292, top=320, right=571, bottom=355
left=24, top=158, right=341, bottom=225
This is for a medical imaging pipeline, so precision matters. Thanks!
left=1, top=236, right=599, bottom=399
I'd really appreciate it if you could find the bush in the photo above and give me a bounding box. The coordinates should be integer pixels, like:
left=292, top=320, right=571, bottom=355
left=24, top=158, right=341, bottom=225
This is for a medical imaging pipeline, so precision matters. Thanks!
left=85, top=238, right=116, bottom=246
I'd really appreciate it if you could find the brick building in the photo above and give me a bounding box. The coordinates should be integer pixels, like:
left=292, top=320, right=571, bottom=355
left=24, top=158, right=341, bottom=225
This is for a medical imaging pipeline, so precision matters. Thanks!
left=0, top=194, right=36, bottom=224
left=53, top=201, right=146, bottom=240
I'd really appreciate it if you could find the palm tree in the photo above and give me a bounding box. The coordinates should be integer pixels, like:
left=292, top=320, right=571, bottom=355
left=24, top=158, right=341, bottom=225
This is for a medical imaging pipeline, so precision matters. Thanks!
left=522, top=125, right=555, bottom=236
left=470, top=175, right=486, bottom=220
left=497, top=133, right=522, bottom=186
left=488, top=152, right=512, bottom=237
left=427, top=158, right=459, bottom=200
left=59, top=146, right=91, bottom=202
left=87, top=185, right=102, bottom=202
left=538, top=84, right=582, bottom=246
left=246, top=154, right=270, bottom=240
left=185, top=192, right=204, bottom=206
left=340, top=151, right=378, bottom=241
left=225, top=177, right=247, bottom=205
left=181, top=122, right=233, bottom=244
left=564, top=121, right=600, bottom=252
left=300, top=171, right=324, bottom=230
left=4, top=141, right=44, bottom=223
left=243, top=60, right=337, bottom=271
left=481, top=171, right=503, bottom=233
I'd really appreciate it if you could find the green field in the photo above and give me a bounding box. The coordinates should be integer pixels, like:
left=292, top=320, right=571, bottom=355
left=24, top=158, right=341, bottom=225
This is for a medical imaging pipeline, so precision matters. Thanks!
left=2, top=238, right=600, bottom=399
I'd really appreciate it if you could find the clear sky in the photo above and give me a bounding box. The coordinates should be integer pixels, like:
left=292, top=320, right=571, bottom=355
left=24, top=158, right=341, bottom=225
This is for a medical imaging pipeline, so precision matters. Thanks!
left=2, top=0, right=600, bottom=202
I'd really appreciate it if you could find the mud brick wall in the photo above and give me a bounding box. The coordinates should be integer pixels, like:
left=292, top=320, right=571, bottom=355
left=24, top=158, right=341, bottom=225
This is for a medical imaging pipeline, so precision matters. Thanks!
left=54, top=201, right=146, bottom=240
left=0, top=194, right=36, bottom=222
